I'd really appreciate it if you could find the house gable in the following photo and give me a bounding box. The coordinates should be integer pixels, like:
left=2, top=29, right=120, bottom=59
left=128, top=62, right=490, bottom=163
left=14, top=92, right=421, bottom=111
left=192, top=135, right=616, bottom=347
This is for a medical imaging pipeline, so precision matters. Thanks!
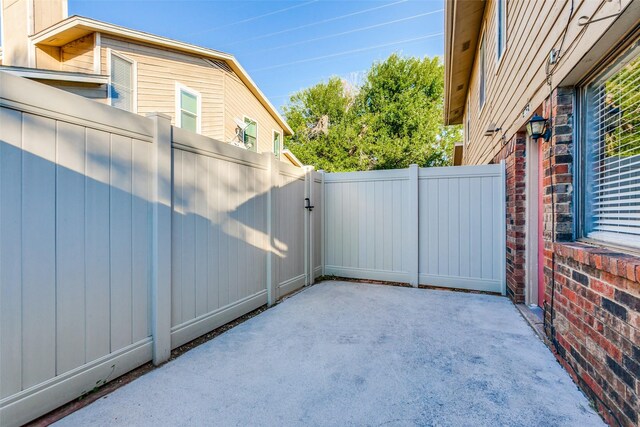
left=30, top=15, right=292, bottom=136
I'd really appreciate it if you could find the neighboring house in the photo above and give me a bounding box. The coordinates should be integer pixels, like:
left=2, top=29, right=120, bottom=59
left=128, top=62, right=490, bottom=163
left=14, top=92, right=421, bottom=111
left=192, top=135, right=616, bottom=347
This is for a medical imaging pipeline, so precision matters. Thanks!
left=0, top=0, right=295, bottom=163
left=445, top=0, right=639, bottom=425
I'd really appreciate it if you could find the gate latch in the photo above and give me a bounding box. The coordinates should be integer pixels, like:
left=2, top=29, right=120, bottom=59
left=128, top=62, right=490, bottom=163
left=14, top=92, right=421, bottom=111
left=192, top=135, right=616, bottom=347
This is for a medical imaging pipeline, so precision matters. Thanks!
left=304, top=198, right=314, bottom=211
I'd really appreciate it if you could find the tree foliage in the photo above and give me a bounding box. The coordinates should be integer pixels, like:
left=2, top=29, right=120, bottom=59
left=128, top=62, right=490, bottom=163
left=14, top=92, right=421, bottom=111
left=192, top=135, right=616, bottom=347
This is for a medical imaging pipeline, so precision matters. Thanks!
left=283, top=54, right=461, bottom=172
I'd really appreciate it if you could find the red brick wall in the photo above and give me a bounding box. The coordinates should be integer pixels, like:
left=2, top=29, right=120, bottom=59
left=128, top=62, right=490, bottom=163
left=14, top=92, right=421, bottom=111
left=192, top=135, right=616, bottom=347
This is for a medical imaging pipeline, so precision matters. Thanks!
left=492, top=133, right=527, bottom=303
left=551, top=243, right=640, bottom=426
left=540, top=88, right=639, bottom=427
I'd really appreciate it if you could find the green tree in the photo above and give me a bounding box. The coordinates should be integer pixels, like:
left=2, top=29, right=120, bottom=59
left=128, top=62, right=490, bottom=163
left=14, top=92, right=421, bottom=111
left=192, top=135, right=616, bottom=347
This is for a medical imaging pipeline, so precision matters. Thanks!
left=283, top=54, right=462, bottom=172
left=282, top=77, right=361, bottom=171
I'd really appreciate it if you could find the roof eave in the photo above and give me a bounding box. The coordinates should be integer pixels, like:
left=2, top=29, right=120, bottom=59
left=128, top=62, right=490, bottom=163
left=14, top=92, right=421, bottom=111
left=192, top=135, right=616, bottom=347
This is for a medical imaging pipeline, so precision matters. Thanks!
left=444, top=0, right=486, bottom=126
left=281, top=149, right=304, bottom=167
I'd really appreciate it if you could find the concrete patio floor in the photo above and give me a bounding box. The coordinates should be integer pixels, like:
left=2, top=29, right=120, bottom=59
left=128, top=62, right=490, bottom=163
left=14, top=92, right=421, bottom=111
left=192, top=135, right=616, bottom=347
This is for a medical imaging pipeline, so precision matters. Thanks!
left=55, top=281, right=604, bottom=427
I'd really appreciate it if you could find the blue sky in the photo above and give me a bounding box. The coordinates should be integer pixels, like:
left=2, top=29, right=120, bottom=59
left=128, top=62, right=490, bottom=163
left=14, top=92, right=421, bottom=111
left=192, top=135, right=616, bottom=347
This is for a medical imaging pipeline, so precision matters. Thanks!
left=13, top=0, right=446, bottom=110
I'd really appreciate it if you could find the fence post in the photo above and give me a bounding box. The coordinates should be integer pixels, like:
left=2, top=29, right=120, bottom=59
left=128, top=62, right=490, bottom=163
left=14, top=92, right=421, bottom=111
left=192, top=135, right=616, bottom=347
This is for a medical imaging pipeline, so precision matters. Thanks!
left=409, top=164, right=419, bottom=287
left=266, top=154, right=279, bottom=305
left=304, top=166, right=313, bottom=286
left=320, top=170, right=326, bottom=277
left=148, top=113, right=172, bottom=365
left=500, top=159, right=507, bottom=296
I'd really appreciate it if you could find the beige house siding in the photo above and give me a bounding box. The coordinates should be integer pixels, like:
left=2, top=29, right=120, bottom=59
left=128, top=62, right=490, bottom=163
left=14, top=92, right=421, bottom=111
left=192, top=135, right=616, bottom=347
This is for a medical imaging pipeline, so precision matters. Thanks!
left=462, top=0, right=635, bottom=165
left=224, top=69, right=284, bottom=154
left=61, top=35, right=94, bottom=73
left=7, top=16, right=290, bottom=157
left=1, top=0, right=31, bottom=66
left=35, top=45, right=62, bottom=70
left=98, top=34, right=287, bottom=151
left=32, top=0, right=66, bottom=33
left=1, top=0, right=66, bottom=67
left=99, top=35, right=225, bottom=140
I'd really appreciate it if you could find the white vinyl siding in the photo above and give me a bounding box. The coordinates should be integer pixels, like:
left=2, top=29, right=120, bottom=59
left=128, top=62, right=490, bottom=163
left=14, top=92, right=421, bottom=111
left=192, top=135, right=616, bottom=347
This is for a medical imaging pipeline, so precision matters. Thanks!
left=109, top=52, right=135, bottom=112
left=176, top=83, right=201, bottom=133
left=583, top=39, right=640, bottom=248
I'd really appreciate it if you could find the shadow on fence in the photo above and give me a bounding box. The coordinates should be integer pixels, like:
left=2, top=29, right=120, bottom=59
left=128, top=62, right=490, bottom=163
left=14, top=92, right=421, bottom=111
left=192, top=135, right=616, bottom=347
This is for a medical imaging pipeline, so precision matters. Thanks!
left=0, top=72, right=320, bottom=427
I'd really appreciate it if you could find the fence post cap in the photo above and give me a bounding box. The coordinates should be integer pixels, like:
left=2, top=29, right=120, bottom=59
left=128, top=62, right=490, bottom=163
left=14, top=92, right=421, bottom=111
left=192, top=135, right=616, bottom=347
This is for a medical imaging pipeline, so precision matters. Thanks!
left=146, top=112, right=172, bottom=121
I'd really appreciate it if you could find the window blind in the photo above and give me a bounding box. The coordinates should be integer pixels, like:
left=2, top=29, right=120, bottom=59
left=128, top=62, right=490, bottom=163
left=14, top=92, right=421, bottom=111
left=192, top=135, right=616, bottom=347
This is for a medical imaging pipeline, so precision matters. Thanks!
left=584, top=40, right=640, bottom=247
left=110, top=55, right=133, bottom=112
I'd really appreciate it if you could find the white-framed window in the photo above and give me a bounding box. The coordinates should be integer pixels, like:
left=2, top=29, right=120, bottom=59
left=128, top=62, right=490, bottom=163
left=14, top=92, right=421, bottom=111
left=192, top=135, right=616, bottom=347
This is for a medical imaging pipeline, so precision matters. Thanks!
left=243, top=116, right=258, bottom=152
left=108, top=50, right=136, bottom=112
left=581, top=38, right=640, bottom=248
left=273, top=129, right=282, bottom=158
left=479, top=33, right=486, bottom=110
left=496, top=0, right=506, bottom=63
left=175, top=83, right=201, bottom=133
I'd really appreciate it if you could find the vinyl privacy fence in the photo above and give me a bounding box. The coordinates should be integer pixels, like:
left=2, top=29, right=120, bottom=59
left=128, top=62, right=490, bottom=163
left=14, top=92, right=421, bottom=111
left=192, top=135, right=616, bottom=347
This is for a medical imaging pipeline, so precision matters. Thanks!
left=323, top=165, right=506, bottom=294
left=0, top=72, right=322, bottom=426
left=0, top=72, right=505, bottom=426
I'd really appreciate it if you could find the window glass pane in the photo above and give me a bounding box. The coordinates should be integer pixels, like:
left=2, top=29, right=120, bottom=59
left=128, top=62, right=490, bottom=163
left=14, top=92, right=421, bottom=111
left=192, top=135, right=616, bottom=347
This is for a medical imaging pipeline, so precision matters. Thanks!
left=181, top=112, right=197, bottom=132
left=244, top=118, right=257, bottom=151
left=181, top=90, right=198, bottom=115
left=110, top=55, right=133, bottom=111
left=273, top=131, right=281, bottom=156
left=584, top=40, right=640, bottom=247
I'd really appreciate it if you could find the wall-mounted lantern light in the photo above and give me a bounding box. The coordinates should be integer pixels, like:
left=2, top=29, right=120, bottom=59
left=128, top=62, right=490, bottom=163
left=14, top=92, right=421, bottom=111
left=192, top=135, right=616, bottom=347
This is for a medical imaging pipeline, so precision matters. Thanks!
left=526, top=113, right=551, bottom=141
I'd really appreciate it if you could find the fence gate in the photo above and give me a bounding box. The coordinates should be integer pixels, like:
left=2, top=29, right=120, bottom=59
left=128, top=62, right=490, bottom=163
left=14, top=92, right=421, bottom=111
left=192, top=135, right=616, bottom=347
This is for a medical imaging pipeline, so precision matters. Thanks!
left=322, top=163, right=506, bottom=294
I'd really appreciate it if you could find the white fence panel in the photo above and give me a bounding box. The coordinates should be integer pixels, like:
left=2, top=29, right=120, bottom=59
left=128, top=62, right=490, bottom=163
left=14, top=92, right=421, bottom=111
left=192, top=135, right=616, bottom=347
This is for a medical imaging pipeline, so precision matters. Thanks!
left=311, top=171, right=324, bottom=280
left=418, top=165, right=505, bottom=293
left=323, top=164, right=506, bottom=294
left=275, top=162, right=307, bottom=298
left=324, top=169, right=412, bottom=283
left=170, top=128, right=270, bottom=349
left=0, top=72, right=155, bottom=427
